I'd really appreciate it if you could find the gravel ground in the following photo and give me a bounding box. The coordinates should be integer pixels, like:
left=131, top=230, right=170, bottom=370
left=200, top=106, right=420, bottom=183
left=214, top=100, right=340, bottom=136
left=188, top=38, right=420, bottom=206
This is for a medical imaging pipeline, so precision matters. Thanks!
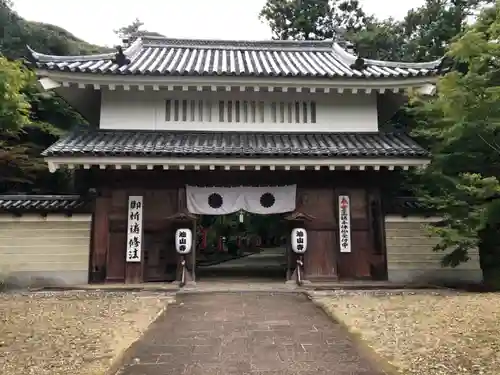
left=0, top=291, right=173, bottom=375
left=316, top=291, right=500, bottom=375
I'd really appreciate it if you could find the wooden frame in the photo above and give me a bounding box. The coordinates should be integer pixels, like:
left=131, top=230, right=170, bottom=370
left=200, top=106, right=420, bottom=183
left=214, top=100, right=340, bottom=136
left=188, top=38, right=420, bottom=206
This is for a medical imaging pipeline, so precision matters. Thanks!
left=86, top=169, right=389, bottom=284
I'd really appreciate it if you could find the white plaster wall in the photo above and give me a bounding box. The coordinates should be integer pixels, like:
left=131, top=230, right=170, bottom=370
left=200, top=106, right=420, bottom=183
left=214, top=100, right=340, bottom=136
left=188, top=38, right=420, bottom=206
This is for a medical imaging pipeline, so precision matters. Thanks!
left=99, top=89, right=379, bottom=133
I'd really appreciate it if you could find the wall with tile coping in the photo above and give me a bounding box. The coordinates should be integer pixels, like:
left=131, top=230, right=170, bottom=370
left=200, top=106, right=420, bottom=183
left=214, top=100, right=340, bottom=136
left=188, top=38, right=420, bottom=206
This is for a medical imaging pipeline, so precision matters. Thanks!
left=385, top=215, right=482, bottom=284
left=0, top=214, right=91, bottom=287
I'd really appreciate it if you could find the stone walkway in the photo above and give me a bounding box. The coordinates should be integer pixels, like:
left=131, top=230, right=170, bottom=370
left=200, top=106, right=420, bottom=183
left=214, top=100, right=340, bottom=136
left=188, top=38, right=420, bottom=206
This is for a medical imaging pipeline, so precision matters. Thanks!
left=115, top=293, right=385, bottom=375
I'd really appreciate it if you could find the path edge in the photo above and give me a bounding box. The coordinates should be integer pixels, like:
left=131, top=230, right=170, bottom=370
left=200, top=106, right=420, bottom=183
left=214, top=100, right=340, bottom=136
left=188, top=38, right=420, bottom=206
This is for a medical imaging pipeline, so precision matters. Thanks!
left=102, top=298, right=175, bottom=375
left=306, top=292, right=400, bottom=375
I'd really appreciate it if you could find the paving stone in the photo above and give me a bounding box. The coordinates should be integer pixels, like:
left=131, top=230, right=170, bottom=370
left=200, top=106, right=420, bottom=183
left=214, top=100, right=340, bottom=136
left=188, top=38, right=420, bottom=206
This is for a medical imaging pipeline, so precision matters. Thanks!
left=115, top=292, right=385, bottom=375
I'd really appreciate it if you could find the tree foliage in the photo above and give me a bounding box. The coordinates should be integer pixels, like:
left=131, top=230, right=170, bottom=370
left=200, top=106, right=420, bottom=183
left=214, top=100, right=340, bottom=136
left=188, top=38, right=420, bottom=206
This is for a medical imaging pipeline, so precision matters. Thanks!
left=260, top=0, right=494, bottom=60
left=0, top=1, right=105, bottom=60
left=114, top=18, right=165, bottom=42
left=259, top=0, right=371, bottom=40
left=0, top=1, right=96, bottom=193
left=0, top=57, right=31, bottom=134
left=410, top=3, right=500, bottom=283
left=0, top=56, right=42, bottom=187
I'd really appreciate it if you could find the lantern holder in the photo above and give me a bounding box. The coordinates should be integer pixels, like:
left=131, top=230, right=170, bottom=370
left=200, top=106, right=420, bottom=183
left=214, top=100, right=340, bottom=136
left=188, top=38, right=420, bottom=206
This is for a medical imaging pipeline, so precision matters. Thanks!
left=179, top=256, right=192, bottom=287
left=295, top=256, right=304, bottom=286
left=175, top=253, right=195, bottom=287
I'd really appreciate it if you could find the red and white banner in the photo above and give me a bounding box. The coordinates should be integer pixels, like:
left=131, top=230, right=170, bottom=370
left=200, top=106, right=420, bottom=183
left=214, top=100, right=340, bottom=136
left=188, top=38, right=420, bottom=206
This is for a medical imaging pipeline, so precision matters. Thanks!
left=338, top=195, right=351, bottom=253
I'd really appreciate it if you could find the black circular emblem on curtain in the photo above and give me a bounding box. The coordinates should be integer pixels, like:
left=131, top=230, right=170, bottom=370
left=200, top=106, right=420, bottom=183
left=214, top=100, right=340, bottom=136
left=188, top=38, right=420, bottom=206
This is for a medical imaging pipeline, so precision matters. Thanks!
left=260, top=193, right=276, bottom=208
left=208, top=193, right=223, bottom=209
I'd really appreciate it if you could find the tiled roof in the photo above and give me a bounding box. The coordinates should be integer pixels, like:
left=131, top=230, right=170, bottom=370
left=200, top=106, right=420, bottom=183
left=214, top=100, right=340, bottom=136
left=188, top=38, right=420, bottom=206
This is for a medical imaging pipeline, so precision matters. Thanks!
left=0, top=195, right=91, bottom=213
left=42, top=130, right=430, bottom=159
left=28, top=37, right=444, bottom=79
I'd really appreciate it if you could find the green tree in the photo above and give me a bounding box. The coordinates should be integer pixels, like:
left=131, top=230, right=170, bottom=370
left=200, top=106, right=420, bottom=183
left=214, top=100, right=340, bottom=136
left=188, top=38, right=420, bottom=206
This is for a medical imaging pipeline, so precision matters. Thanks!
left=0, top=0, right=98, bottom=193
left=259, top=0, right=371, bottom=40
left=411, top=3, right=500, bottom=285
left=401, top=0, right=495, bottom=61
left=0, top=57, right=31, bottom=133
left=0, top=57, right=47, bottom=189
left=259, top=0, right=494, bottom=61
left=115, top=18, right=165, bottom=42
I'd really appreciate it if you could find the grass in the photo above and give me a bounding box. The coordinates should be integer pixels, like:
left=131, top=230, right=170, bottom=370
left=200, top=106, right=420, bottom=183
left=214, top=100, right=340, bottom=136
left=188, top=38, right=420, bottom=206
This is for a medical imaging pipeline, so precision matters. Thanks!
left=0, top=291, right=173, bottom=375
left=315, top=291, right=500, bottom=375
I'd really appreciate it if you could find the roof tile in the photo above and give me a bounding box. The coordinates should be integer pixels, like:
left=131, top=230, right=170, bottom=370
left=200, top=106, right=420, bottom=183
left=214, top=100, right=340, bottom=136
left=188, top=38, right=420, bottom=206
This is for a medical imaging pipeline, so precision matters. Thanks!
left=0, top=195, right=91, bottom=213
left=29, top=37, right=444, bottom=79
left=42, top=130, right=430, bottom=159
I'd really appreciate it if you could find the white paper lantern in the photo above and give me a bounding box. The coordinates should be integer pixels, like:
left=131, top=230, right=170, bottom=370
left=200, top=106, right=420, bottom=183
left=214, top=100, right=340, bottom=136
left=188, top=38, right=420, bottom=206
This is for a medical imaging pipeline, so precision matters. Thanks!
left=291, top=228, right=307, bottom=254
left=175, top=228, right=192, bottom=254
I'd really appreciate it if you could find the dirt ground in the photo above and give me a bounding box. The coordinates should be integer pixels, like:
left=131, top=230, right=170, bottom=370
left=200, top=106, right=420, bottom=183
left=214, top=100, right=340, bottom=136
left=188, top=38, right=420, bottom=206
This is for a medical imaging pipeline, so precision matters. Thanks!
left=316, top=291, right=500, bottom=375
left=0, top=291, right=173, bottom=375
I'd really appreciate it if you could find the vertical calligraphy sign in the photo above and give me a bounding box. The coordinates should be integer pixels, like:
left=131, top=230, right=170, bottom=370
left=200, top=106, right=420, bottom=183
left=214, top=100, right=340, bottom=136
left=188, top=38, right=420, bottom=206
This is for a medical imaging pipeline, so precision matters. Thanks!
left=338, top=195, right=351, bottom=253
left=126, top=196, right=143, bottom=263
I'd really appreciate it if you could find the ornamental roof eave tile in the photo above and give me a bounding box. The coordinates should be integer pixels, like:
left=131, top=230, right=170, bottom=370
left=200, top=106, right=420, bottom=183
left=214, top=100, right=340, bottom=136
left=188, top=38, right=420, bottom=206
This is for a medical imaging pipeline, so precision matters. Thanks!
left=41, top=130, right=430, bottom=159
left=28, top=37, right=445, bottom=80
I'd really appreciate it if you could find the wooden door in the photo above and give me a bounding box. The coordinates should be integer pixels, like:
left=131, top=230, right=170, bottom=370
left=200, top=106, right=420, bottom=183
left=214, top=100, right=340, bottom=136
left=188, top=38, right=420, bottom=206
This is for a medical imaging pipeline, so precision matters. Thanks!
left=300, top=188, right=338, bottom=279
left=143, top=231, right=177, bottom=282
left=106, top=231, right=126, bottom=282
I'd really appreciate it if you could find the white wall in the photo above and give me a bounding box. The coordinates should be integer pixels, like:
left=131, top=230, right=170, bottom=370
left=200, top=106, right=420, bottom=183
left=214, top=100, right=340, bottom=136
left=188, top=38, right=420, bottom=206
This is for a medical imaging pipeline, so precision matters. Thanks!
left=100, top=89, right=379, bottom=133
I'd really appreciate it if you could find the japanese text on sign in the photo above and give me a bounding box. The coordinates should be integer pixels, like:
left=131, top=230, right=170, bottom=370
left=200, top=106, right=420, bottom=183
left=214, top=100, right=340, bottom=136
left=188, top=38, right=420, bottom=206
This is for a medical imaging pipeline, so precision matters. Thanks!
left=338, top=195, right=351, bottom=253
left=296, top=230, right=304, bottom=252
left=178, top=230, right=187, bottom=252
left=291, top=228, right=307, bottom=254
left=126, top=196, right=143, bottom=262
left=175, top=228, right=192, bottom=254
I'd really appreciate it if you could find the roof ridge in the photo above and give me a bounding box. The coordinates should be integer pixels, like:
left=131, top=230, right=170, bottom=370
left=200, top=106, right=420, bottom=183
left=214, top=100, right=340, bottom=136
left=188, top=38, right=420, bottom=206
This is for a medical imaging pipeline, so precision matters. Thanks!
left=141, top=36, right=334, bottom=49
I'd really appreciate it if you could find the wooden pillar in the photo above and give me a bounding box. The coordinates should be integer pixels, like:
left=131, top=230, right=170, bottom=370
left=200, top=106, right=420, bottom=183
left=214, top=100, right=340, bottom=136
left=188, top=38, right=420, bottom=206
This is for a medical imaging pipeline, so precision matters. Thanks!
left=125, top=259, right=142, bottom=283
left=89, top=193, right=110, bottom=283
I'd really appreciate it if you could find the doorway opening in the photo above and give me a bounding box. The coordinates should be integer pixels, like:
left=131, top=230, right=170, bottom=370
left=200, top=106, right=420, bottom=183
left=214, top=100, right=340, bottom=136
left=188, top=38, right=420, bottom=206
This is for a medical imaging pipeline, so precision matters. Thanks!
left=195, top=212, right=287, bottom=281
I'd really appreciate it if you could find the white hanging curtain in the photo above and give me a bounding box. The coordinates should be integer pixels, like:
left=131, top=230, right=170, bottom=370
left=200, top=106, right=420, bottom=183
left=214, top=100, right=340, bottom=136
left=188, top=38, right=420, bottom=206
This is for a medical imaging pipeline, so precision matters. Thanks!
left=186, top=185, right=296, bottom=215
left=243, top=185, right=296, bottom=215
left=186, top=186, right=243, bottom=215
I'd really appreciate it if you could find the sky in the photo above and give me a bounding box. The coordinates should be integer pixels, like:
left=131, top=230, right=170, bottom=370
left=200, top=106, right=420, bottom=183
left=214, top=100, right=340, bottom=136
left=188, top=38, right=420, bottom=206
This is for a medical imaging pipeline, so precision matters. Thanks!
left=12, top=0, right=425, bottom=47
